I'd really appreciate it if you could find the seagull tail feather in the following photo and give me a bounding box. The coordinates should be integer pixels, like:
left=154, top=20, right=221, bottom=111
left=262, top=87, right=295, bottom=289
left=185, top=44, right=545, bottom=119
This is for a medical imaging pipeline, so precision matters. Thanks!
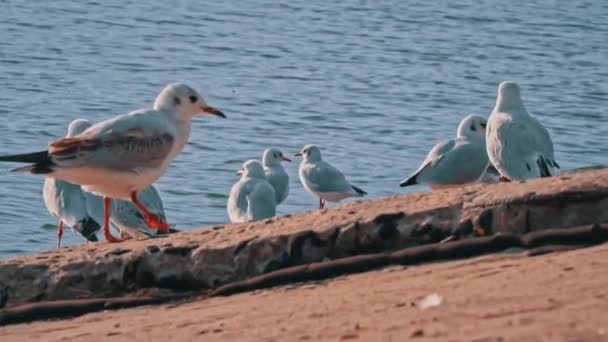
left=0, top=150, right=55, bottom=174
left=73, top=217, right=100, bottom=242
left=351, top=185, right=367, bottom=196
left=399, top=174, right=418, bottom=187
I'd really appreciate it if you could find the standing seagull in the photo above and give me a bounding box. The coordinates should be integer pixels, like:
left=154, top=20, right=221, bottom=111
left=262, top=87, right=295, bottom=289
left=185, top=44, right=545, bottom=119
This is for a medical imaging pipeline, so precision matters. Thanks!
left=43, top=119, right=104, bottom=247
left=111, top=185, right=167, bottom=239
left=400, top=114, right=490, bottom=189
left=486, top=81, right=559, bottom=181
left=0, top=83, right=225, bottom=242
left=262, top=148, right=291, bottom=205
left=295, top=144, right=366, bottom=209
left=227, top=159, right=277, bottom=223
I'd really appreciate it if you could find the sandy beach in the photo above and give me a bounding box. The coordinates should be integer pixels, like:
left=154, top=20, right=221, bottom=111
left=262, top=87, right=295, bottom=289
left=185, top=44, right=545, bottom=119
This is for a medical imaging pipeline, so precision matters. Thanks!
left=1, top=243, right=608, bottom=341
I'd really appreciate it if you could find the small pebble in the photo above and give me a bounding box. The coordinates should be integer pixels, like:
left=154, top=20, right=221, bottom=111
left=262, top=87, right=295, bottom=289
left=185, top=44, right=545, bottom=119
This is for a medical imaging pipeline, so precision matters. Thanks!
left=410, top=329, right=424, bottom=337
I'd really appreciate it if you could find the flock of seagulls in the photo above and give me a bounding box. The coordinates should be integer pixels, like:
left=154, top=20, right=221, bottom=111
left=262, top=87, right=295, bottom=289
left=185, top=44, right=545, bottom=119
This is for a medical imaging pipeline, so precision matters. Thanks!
left=0, top=81, right=558, bottom=247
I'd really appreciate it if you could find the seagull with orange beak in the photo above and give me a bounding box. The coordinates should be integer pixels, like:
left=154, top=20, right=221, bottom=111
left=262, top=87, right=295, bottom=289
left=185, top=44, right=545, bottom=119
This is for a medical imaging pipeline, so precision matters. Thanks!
left=0, top=83, right=225, bottom=243
left=295, top=144, right=367, bottom=210
left=262, top=148, right=291, bottom=205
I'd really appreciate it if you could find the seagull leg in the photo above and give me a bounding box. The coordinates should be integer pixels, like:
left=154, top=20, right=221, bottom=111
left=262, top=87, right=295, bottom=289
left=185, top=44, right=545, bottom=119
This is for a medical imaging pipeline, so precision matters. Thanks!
left=57, top=221, right=63, bottom=248
left=131, top=192, right=169, bottom=232
left=319, top=198, right=325, bottom=210
left=103, top=197, right=124, bottom=243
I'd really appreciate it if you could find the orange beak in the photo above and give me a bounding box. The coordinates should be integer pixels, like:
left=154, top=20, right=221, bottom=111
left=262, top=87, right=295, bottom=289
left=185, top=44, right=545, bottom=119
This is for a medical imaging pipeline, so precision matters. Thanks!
left=200, top=105, right=226, bottom=118
left=282, top=157, right=292, bottom=162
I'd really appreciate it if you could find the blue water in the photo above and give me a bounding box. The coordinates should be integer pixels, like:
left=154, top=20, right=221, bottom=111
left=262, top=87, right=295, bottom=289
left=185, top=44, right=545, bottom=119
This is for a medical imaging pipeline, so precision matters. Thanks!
left=0, top=1, right=606, bottom=258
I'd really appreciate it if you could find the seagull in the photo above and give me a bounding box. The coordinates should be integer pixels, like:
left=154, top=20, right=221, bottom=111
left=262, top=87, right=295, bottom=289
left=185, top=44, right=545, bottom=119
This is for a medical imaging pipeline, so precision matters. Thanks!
left=400, top=114, right=490, bottom=189
left=0, top=83, right=225, bottom=242
left=227, top=159, right=277, bottom=223
left=295, top=144, right=366, bottom=209
left=43, top=119, right=104, bottom=248
left=110, top=185, right=167, bottom=239
left=262, top=148, right=291, bottom=204
left=486, top=81, right=559, bottom=181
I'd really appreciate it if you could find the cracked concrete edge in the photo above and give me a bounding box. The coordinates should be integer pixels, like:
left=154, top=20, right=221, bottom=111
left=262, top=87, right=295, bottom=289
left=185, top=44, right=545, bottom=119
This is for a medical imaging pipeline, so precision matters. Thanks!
left=0, top=168, right=606, bottom=308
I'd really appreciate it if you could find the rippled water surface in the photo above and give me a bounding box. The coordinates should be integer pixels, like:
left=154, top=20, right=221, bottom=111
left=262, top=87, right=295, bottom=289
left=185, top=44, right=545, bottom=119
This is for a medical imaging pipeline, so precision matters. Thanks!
left=0, top=1, right=606, bottom=257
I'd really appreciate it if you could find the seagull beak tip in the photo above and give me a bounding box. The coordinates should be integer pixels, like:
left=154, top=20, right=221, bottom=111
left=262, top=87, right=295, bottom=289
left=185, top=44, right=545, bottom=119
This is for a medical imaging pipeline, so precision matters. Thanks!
left=201, top=106, right=226, bottom=118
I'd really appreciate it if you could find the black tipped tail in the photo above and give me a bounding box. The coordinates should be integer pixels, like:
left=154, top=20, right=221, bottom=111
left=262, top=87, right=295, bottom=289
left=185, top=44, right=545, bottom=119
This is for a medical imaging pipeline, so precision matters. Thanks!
left=351, top=185, right=367, bottom=196
left=0, top=150, right=49, bottom=163
left=537, top=157, right=553, bottom=178
left=399, top=175, right=418, bottom=187
left=0, top=150, right=54, bottom=174
left=73, top=217, right=101, bottom=242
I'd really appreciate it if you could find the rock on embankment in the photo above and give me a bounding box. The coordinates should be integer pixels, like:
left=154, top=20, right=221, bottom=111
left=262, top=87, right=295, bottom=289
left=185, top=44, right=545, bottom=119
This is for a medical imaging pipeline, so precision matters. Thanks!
left=0, top=168, right=606, bottom=308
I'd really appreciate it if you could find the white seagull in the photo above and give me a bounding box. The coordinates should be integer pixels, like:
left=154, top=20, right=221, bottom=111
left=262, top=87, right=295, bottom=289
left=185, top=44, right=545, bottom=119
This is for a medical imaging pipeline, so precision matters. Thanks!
left=295, top=144, right=367, bottom=209
left=486, top=81, right=559, bottom=181
left=110, top=185, right=168, bottom=239
left=0, top=83, right=225, bottom=242
left=43, top=119, right=104, bottom=247
left=400, top=114, right=491, bottom=189
left=227, top=159, right=277, bottom=223
left=262, top=148, right=291, bottom=204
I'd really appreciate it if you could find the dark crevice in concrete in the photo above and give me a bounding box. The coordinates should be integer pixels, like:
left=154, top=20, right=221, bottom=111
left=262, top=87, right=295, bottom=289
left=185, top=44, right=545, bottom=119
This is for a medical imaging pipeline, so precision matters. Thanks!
left=233, top=236, right=259, bottom=256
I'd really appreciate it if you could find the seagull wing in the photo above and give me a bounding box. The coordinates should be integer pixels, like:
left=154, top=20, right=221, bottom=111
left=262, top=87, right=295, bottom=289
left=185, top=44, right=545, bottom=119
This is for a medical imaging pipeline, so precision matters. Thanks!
left=49, top=109, right=176, bottom=172
left=303, top=161, right=353, bottom=194
left=400, top=139, right=455, bottom=186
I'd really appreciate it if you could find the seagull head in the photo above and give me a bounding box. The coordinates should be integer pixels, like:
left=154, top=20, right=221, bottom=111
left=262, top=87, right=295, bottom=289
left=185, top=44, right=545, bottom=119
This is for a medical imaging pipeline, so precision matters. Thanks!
left=263, top=148, right=291, bottom=167
left=294, top=144, right=321, bottom=162
left=154, top=83, right=226, bottom=119
left=457, top=114, right=487, bottom=139
left=66, top=119, right=93, bottom=138
left=237, top=159, right=266, bottom=179
left=495, top=81, right=526, bottom=112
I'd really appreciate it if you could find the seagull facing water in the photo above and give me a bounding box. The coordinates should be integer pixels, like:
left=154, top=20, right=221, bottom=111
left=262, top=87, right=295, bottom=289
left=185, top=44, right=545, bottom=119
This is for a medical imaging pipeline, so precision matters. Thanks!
left=295, top=144, right=366, bottom=209
left=486, top=81, right=559, bottom=181
left=227, top=159, right=277, bottom=223
left=262, top=148, right=291, bottom=205
left=400, top=114, right=490, bottom=188
left=43, top=119, right=104, bottom=247
left=0, top=83, right=225, bottom=242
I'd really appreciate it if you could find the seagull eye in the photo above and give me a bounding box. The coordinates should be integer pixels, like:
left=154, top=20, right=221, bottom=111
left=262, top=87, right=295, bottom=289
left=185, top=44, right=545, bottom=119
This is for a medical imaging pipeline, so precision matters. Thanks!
left=174, top=97, right=181, bottom=105
left=480, top=123, right=487, bottom=128
left=470, top=124, right=477, bottom=132
left=189, top=95, right=198, bottom=103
